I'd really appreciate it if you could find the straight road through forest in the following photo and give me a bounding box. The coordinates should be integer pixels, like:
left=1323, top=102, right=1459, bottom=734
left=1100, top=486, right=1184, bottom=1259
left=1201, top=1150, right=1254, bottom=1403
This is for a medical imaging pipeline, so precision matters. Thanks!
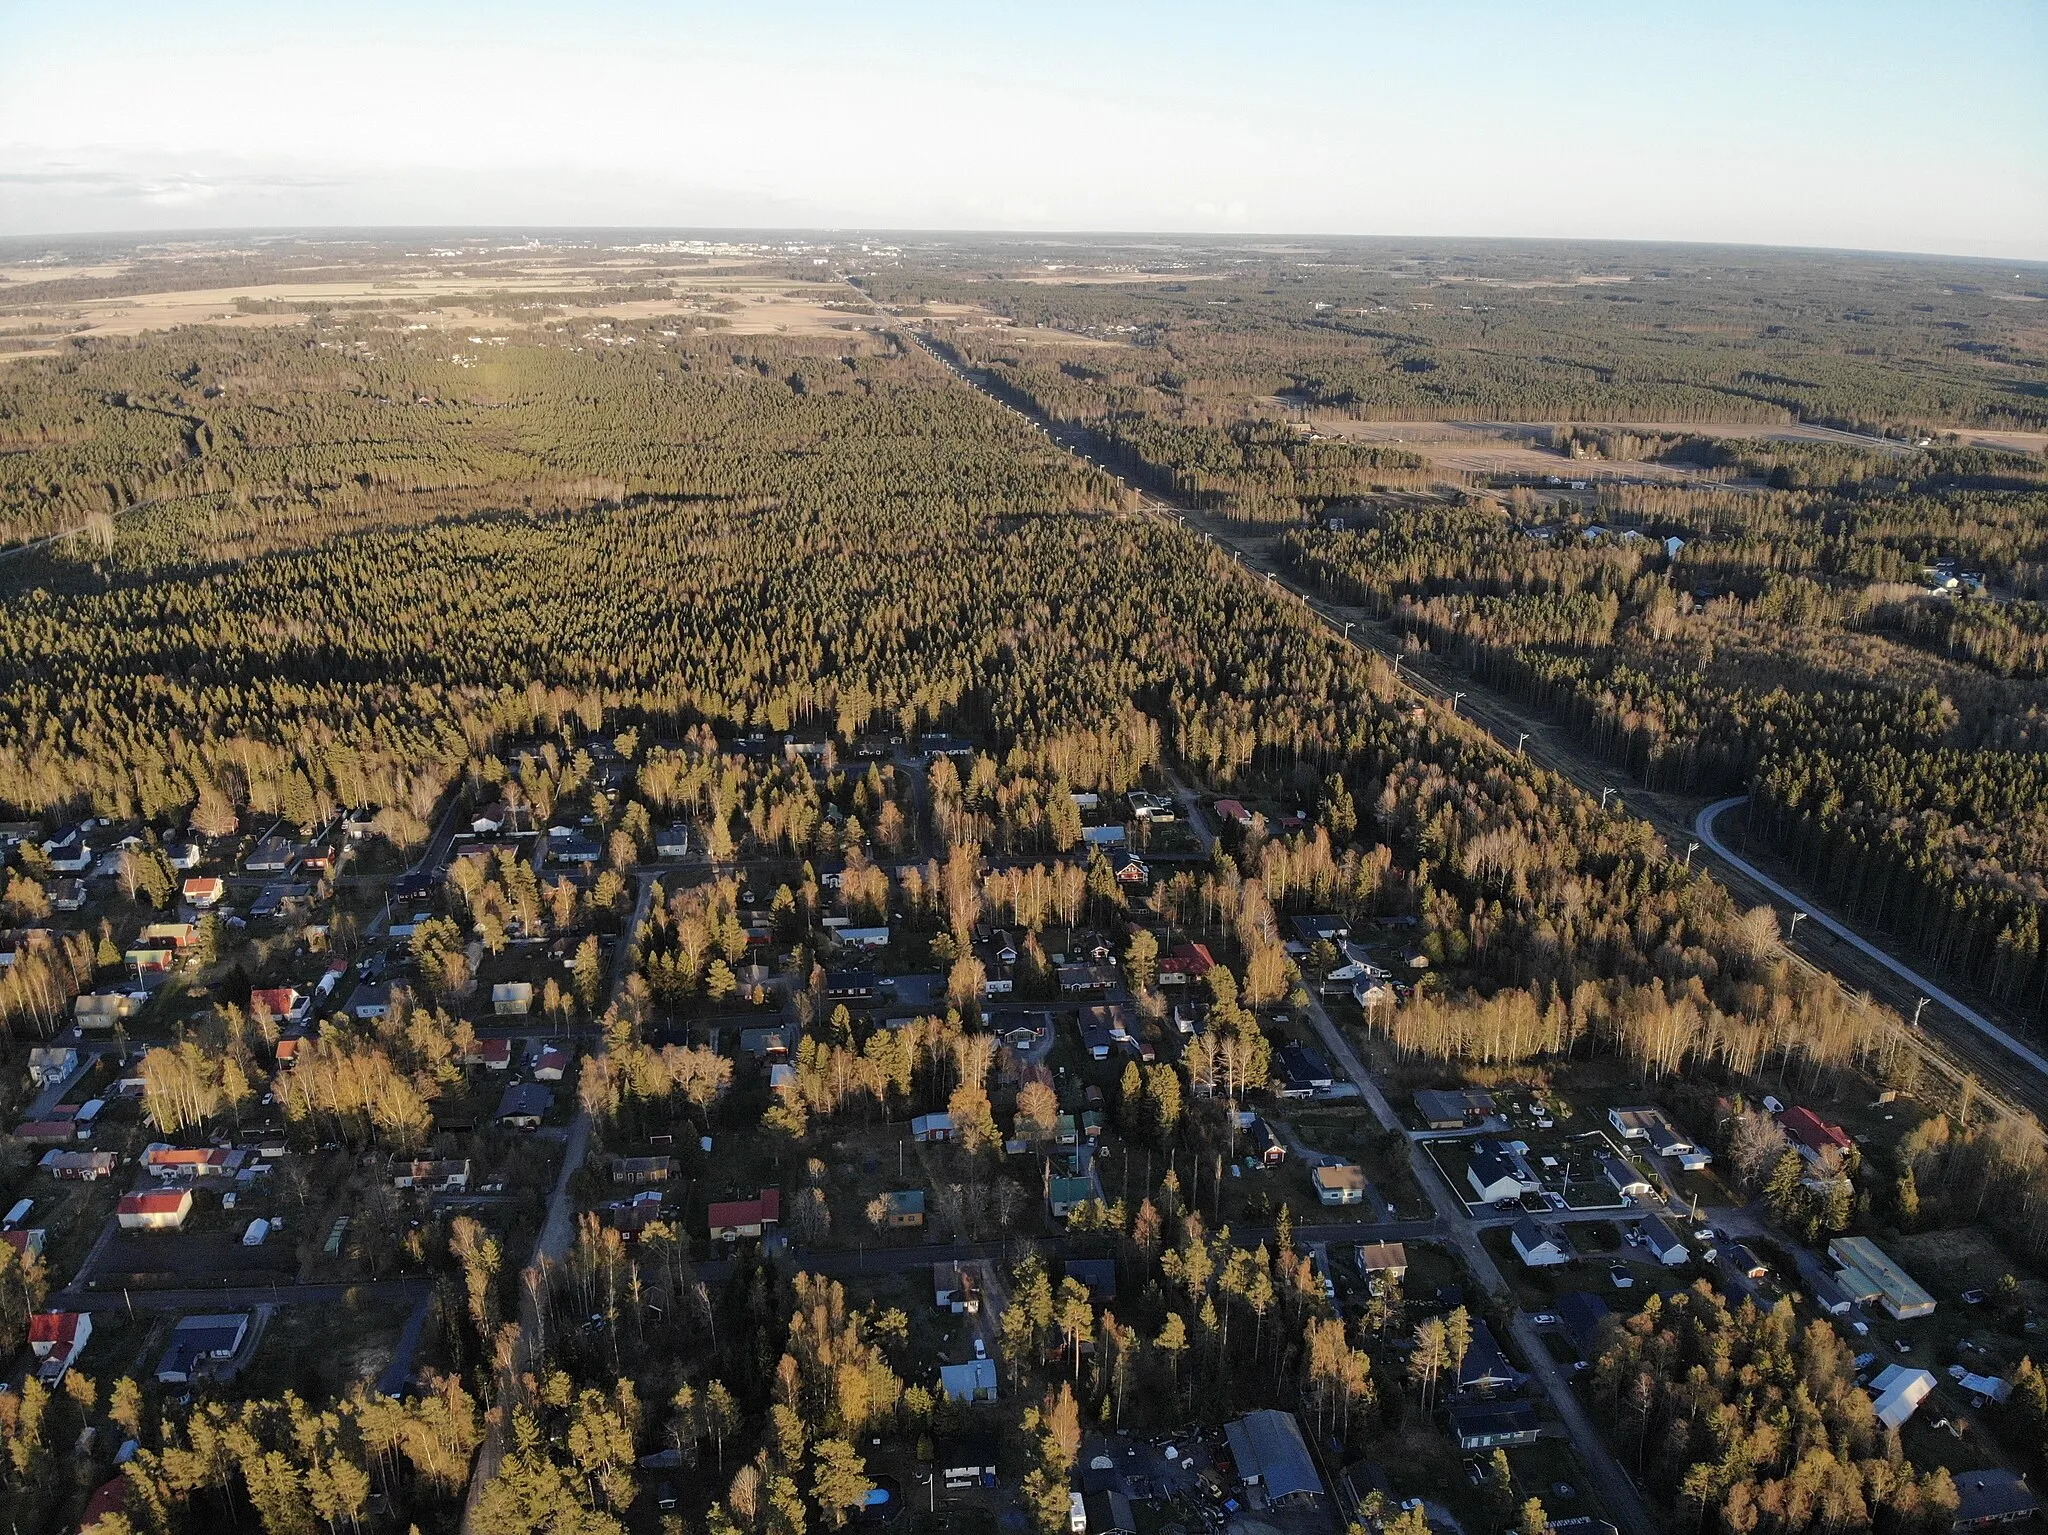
left=1697, top=797, right=2048, bottom=1081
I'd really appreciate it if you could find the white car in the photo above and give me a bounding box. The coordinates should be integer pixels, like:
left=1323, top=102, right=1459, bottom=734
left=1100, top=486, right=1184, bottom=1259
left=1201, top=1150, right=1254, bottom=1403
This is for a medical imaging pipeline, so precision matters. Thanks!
left=1609, top=1265, right=1633, bottom=1290
left=1531, top=1312, right=1560, bottom=1326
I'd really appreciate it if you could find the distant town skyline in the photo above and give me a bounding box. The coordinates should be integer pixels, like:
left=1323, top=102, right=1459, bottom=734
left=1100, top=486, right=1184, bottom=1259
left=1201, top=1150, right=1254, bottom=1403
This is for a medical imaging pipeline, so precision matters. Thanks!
left=2, top=0, right=2044, bottom=260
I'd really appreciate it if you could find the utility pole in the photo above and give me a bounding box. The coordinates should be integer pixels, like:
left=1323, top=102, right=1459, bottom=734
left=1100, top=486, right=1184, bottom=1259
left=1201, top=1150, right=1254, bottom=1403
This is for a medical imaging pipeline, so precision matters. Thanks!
left=1789, top=911, right=1808, bottom=941
left=1684, top=840, right=1699, bottom=869
left=1600, top=787, right=1615, bottom=811
left=1451, top=691, right=1466, bottom=715
left=1912, top=997, right=1930, bottom=1029
left=1516, top=732, right=1529, bottom=755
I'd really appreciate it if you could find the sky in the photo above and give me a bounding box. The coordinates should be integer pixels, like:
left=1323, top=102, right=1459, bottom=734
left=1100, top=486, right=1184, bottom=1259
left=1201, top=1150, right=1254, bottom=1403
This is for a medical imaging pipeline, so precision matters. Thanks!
left=2, top=0, right=2044, bottom=259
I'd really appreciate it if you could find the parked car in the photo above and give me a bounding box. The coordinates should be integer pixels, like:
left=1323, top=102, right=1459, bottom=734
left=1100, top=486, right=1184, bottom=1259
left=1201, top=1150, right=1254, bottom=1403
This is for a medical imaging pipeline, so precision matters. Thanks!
left=1531, top=1312, right=1560, bottom=1326
left=1610, top=1265, right=1634, bottom=1290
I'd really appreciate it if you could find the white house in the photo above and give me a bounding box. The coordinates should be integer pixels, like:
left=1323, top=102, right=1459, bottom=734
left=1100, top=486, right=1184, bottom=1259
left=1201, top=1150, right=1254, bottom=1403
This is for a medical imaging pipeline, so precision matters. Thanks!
left=1636, top=1215, right=1689, bottom=1266
left=1869, top=1365, right=1936, bottom=1429
left=1466, top=1139, right=1538, bottom=1204
left=1510, top=1216, right=1570, bottom=1268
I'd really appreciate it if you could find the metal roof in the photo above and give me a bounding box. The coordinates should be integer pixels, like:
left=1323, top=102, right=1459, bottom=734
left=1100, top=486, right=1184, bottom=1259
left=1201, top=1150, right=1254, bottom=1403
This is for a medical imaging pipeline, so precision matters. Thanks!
left=1224, top=1410, right=1322, bottom=1503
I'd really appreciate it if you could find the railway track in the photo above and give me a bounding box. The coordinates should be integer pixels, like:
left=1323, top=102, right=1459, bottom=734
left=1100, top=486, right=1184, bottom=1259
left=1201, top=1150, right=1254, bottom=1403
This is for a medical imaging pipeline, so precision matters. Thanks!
left=861, top=300, right=2048, bottom=1130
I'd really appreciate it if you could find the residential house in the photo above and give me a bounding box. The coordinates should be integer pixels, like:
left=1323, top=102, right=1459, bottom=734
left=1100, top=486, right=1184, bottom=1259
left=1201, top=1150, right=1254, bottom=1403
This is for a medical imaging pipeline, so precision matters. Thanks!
left=350, top=982, right=393, bottom=1021
left=532, top=1047, right=568, bottom=1082
left=1599, top=1153, right=1653, bottom=1199
left=1222, top=1410, right=1322, bottom=1506
left=475, top=1037, right=513, bottom=1071
left=119, top=1190, right=193, bottom=1230
left=42, top=830, right=91, bottom=873
left=156, top=1314, right=249, bottom=1384
left=1633, top=1215, right=1688, bottom=1266
left=1128, top=790, right=1174, bottom=821
left=1312, top=1164, right=1368, bottom=1206
left=246, top=837, right=296, bottom=874
left=1, top=1228, right=45, bottom=1261
left=613, top=1156, right=673, bottom=1186
left=26, top=1045, right=78, bottom=1087
left=1110, top=850, right=1148, bottom=886
left=1952, top=1470, right=2040, bottom=1531
left=1245, top=1117, right=1288, bottom=1166
left=143, top=1145, right=246, bottom=1180
left=1080, top=824, right=1127, bottom=848
left=1511, top=1217, right=1571, bottom=1268
left=937, top=1435, right=998, bottom=1490
left=73, top=992, right=140, bottom=1032
left=28, top=1311, right=91, bottom=1383
left=654, top=825, right=692, bottom=858
left=1057, top=962, right=1117, bottom=995
left=1357, top=1242, right=1408, bottom=1283
left=740, top=1027, right=789, bottom=1060
left=495, top=1082, right=553, bottom=1129
left=13, top=1120, right=76, bottom=1145
left=1159, top=942, right=1215, bottom=986
left=470, top=803, right=511, bottom=835
left=1290, top=914, right=1352, bottom=946
left=391, top=1159, right=471, bottom=1193
left=1083, top=1490, right=1138, bottom=1535
left=1415, top=1088, right=1495, bottom=1129
left=1557, top=1291, right=1614, bottom=1356
left=1722, top=1243, right=1769, bottom=1280
left=1048, top=1172, right=1100, bottom=1221
left=165, top=840, right=202, bottom=870
left=1213, top=799, right=1254, bottom=829
left=832, top=926, right=892, bottom=951
left=48, top=878, right=87, bottom=913
left=911, top=1112, right=954, bottom=1143
left=825, top=969, right=878, bottom=1003
left=249, top=987, right=307, bottom=1026
left=1467, top=1138, right=1538, bottom=1204
left=1277, top=1043, right=1333, bottom=1097
left=940, top=1357, right=998, bottom=1403
left=881, top=1190, right=925, bottom=1229
left=707, top=1189, right=782, bottom=1241
left=39, top=1150, right=116, bottom=1181
left=1447, top=1401, right=1541, bottom=1451
left=492, top=982, right=534, bottom=1016
left=182, top=877, right=227, bottom=909
left=934, top=1261, right=981, bottom=1315
left=1783, top=1106, right=1854, bottom=1166
left=1067, top=1258, right=1117, bottom=1303
left=1454, top=1320, right=1522, bottom=1395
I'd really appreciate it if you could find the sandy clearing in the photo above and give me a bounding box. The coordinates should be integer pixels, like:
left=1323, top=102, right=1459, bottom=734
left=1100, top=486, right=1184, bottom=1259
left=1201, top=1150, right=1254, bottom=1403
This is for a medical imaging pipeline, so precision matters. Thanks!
left=0, top=267, right=861, bottom=347
left=972, top=269, right=1224, bottom=285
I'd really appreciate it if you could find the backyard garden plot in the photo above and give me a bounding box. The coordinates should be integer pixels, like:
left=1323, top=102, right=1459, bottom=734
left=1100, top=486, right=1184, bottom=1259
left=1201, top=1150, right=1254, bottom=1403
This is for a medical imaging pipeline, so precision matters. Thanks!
left=1426, top=1126, right=1637, bottom=1214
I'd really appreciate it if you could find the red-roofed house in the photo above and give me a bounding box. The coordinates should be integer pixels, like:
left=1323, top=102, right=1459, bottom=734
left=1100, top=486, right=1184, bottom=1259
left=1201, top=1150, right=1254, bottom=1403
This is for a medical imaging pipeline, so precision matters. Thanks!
left=29, top=1310, right=91, bottom=1381
left=275, top=1037, right=304, bottom=1068
left=473, top=1038, right=513, bottom=1071
left=249, top=987, right=305, bottom=1025
left=1159, top=942, right=1216, bottom=985
left=81, top=1475, right=127, bottom=1532
left=1782, top=1106, right=1852, bottom=1165
left=533, top=1047, right=569, bottom=1082
left=2, top=1228, right=46, bottom=1260
left=708, top=1188, right=782, bottom=1241
left=143, top=1144, right=245, bottom=1180
left=1213, top=799, right=1254, bottom=829
left=182, top=877, right=227, bottom=909
left=119, top=1190, right=193, bottom=1230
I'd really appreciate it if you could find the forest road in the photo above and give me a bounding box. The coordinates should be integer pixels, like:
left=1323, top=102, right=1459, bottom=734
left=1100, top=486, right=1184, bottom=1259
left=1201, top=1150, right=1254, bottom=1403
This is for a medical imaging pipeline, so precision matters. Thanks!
left=1696, top=798, right=2048, bottom=1081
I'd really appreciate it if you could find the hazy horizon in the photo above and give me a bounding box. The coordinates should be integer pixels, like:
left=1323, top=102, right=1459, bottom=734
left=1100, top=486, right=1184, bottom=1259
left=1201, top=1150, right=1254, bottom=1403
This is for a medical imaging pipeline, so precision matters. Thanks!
left=4, top=0, right=2044, bottom=261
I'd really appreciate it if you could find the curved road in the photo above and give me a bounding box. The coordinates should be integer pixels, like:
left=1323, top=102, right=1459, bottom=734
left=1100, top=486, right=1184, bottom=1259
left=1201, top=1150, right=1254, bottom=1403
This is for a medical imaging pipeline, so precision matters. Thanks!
left=1696, top=797, right=2048, bottom=1080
